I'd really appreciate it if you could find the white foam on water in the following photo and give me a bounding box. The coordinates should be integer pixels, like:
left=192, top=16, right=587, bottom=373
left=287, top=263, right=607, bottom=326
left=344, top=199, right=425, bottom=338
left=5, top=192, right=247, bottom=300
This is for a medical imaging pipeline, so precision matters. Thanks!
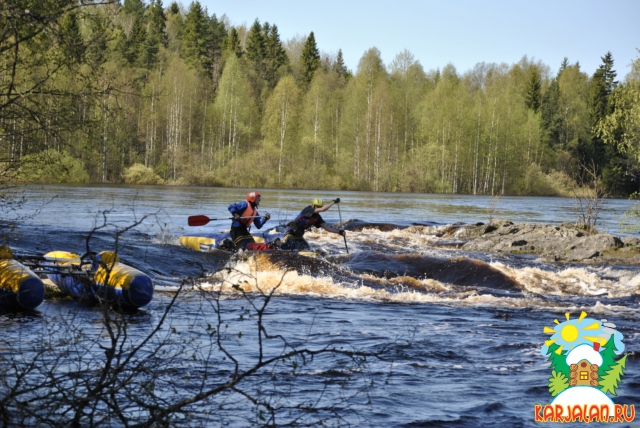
left=188, top=254, right=632, bottom=313
left=490, top=262, right=640, bottom=298
left=167, top=225, right=639, bottom=315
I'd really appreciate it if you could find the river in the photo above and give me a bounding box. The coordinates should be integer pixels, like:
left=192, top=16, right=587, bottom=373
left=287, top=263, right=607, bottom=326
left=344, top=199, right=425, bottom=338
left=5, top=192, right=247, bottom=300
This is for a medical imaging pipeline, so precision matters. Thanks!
left=1, top=184, right=639, bottom=427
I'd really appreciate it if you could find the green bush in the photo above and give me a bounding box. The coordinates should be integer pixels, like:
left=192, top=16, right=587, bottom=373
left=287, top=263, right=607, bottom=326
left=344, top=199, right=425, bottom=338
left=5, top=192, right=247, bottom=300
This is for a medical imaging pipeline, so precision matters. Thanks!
left=122, top=163, right=165, bottom=185
left=545, top=170, right=574, bottom=196
left=523, top=164, right=574, bottom=196
left=17, top=150, right=90, bottom=184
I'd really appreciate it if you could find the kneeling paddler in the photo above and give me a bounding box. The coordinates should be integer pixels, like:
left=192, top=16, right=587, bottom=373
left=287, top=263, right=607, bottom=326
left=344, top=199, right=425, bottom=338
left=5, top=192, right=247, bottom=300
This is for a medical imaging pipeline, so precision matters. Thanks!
left=280, top=198, right=345, bottom=251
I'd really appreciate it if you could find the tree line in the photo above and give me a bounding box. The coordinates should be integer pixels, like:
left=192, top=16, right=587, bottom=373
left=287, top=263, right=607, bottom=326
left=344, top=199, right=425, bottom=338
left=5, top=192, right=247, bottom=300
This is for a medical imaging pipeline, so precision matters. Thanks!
left=1, top=0, right=639, bottom=196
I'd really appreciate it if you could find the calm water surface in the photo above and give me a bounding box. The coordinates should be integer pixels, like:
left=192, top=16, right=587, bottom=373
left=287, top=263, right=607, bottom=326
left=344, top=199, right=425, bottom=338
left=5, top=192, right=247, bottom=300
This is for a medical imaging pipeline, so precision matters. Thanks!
left=1, top=184, right=639, bottom=427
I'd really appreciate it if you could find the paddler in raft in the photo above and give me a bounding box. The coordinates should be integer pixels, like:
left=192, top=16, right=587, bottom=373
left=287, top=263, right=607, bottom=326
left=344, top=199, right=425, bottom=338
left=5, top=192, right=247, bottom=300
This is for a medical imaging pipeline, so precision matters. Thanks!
left=280, top=198, right=345, bottom=251
left=228, top=191, right=271, bottom=251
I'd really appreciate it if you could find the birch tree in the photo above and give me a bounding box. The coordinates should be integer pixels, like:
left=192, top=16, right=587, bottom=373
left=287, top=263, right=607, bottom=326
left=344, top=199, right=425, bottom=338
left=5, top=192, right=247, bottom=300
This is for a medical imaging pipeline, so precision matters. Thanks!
left=558, top=64, right=591, bottom=172
left=299, top=70, right=343, bottom=186
left=389, top=50, right=427, bottom=190
left=213, top=55, right=257, bottom=172
left=261, top=75, right=299, bottom=187
left=348, top=48, right=387, bottom=188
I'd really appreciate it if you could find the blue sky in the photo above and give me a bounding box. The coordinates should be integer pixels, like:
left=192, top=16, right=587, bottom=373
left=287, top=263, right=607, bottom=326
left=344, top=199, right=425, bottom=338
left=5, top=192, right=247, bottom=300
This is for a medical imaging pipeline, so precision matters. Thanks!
left=197, top=0, right=639, bottom=79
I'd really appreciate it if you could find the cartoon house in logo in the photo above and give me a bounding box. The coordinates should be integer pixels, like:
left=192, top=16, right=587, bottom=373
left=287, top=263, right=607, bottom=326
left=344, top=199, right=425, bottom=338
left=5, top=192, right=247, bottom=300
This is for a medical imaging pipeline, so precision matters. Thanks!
left=567, top=343, right=601, bottom=387
left=541, top=311, right=628, bottom=411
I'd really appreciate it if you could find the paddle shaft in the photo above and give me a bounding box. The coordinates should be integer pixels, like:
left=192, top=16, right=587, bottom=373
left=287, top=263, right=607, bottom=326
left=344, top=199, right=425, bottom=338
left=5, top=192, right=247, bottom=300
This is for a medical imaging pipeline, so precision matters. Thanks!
left=188, top=214, right=263, bottom=227
left=336, top=203, right=349, bottom=254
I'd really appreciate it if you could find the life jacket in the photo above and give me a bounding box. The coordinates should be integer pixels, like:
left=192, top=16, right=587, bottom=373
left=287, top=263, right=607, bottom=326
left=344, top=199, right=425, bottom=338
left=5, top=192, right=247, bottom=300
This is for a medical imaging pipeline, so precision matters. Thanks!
left=240, top=203, right=257, bottom=226
left=288, top=207, right=319, bottom=236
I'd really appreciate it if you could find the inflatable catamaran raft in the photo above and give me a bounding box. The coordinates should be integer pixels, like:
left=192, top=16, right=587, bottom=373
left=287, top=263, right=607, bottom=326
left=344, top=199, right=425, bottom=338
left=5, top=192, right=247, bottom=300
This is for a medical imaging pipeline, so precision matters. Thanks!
left=179, top=231, right=322, bottom=257
left=0, top=246, right=153, bottom=311
left=42, top=251, right=154, bottom=310
left=0, top=246, right=45, bottom=310
left=179, top=231, right=279, bottom=253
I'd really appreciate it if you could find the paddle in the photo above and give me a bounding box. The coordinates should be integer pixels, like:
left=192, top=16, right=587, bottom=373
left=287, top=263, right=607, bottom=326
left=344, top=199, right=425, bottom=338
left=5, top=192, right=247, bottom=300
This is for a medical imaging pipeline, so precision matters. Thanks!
left=336, top=201, right=349, bottom=254
left=187, top=215, right=263, bottom=227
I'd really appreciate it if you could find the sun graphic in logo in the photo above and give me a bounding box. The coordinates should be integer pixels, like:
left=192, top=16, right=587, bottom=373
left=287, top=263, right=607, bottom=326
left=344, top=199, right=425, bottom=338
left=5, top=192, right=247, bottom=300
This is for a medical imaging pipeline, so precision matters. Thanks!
left=542, top=311, right=608, bottom=355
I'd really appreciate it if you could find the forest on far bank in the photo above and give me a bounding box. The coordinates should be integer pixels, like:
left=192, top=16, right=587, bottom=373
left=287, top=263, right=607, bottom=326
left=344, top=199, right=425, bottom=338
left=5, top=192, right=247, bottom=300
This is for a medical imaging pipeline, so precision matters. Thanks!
left=2, top=0, right=640, bottom=197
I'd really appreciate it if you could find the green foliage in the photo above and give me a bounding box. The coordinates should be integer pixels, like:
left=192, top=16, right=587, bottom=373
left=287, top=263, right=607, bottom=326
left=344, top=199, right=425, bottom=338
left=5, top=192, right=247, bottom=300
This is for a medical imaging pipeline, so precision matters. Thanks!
left=18, top=150, right=89, bottom=184
left=548, top=370, right=569, bottom=397
left=1, top=3, right=637, bottom=196
left=122, top=163, right=164, bottom=185
left=599, top=354, right=627, bottom=396
left=523, top=164, right=567, bottom=196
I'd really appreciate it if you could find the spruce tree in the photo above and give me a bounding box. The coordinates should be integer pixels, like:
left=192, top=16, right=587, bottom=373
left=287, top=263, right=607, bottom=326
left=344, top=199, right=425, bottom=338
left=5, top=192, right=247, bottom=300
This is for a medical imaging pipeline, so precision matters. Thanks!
left=262, top=21, right=271, bottom=45
left=332, top=49, right=349, bottom=80
left=269, top=25, right=288, bottom=68
left=591, top=53, right=617, bottom=130
left=140, top=25, right=160, bottom=69
left=124, top=14, right=147, bottom=65
left=540, top=78, right=562, bottom=150
left=147, top=0, right=168, bottom=48
left=209, top=14, right=227, bottom=84
left=590, top=52, right=619, bottom=178
left=182, top=1, right=211, bottom=73
left=123, top=0, right=145, bottom=16
left=301, top=31, right=320, bottom=88
left=601, top=52, right=618, bottom=96
left=244, top=19, right=269, bottom=101
left=59, top=12, right=85, bottom=65
left=525, top=69, right=541, bottom=112
left=559, top=57, right=569, bottom=76
left=209, top=14, right=227, bottom=51
left=545, top=343, right=570, bottom=377
left=245, top=19, right=266, bottom=76
left=84, top=10, right=110, bottom=67
left=599, top=354, right=627, bottom=396
left=225, top=27, right=243, bottom=58
left=591, top=69, right=609, bottom=125
left=598, top=334, right=619, bottom=377
left=264, top=24, right=288, bottom=88
left=596, top=56, right=640, bottom=180
left=168, top=2, right=180, bottom=15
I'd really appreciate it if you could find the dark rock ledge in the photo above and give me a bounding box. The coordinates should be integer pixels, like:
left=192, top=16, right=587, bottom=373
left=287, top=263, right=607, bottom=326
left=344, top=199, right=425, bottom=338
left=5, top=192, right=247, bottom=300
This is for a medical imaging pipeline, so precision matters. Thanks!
left=437, top=219, right=640, bottom=265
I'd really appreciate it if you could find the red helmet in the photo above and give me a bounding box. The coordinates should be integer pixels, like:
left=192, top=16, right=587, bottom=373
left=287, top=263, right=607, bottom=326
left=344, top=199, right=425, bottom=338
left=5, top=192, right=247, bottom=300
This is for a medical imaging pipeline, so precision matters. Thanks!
left=246, top=191, right=261, bottom=203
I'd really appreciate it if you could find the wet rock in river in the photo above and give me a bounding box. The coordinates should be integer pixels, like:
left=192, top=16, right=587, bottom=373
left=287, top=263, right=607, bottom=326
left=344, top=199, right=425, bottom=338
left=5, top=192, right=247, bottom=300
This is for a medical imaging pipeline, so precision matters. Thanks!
left=446, top=218, right=640, bottom=265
